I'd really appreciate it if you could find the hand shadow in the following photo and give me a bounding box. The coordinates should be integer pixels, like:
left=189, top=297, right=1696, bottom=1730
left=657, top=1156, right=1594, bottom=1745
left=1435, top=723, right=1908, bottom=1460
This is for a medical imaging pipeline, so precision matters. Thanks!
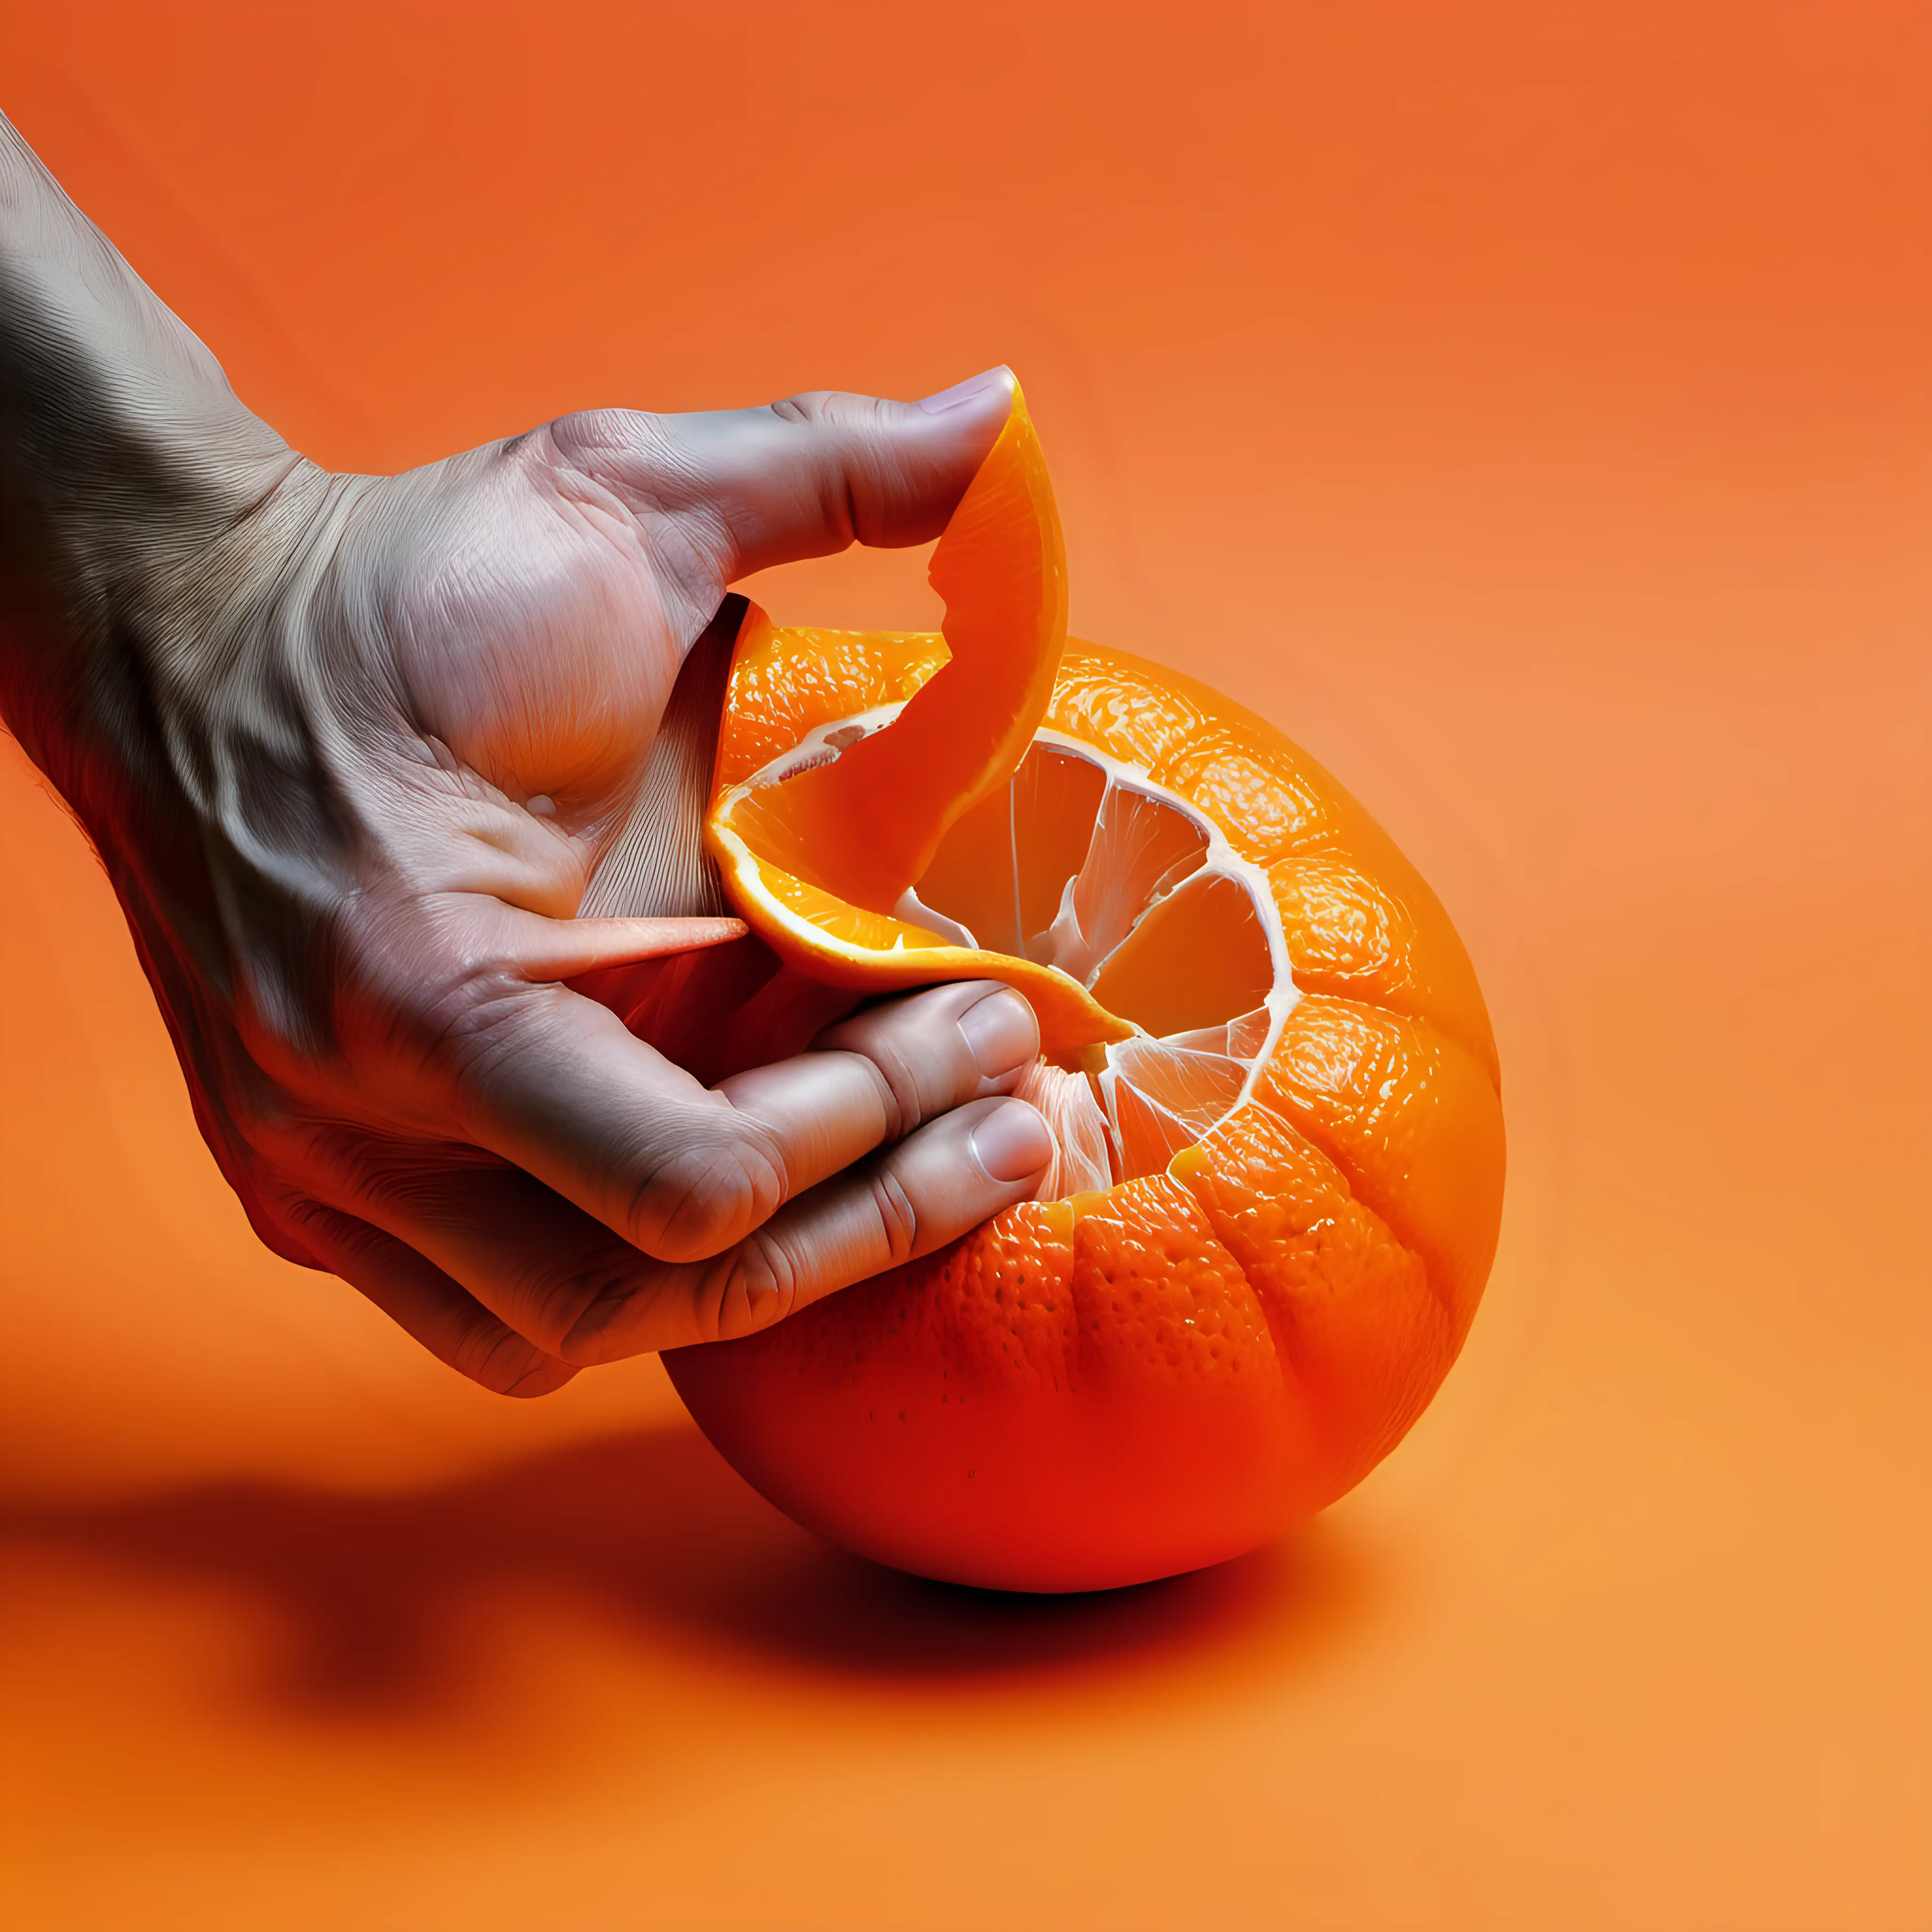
left=0, top=1419, right=1380, bottom=1724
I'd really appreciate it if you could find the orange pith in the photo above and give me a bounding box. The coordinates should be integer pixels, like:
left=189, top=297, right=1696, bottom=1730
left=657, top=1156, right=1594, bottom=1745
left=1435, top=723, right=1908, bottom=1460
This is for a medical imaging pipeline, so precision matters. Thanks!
left=666, top=389, right=1506, bottom=1593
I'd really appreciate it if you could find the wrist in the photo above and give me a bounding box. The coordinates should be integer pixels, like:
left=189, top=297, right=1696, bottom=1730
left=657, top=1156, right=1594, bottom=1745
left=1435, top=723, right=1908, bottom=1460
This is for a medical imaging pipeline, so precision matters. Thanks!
left=0, top=112, right=311, bottom=793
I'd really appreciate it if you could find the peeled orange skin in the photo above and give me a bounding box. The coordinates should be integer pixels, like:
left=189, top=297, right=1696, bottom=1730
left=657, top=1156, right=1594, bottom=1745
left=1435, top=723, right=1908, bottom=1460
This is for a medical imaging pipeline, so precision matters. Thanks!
left=663, top=623, right=1507, bottom=1593
left=707, top=385, right=1131, bottom=1062
left=726, top=382, right=1067, bottom=925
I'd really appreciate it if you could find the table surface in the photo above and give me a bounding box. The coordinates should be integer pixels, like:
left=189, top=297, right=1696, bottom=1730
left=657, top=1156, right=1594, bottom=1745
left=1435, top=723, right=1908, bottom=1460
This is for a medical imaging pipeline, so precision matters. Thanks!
left=1, top=6, right=1926, bottom=1927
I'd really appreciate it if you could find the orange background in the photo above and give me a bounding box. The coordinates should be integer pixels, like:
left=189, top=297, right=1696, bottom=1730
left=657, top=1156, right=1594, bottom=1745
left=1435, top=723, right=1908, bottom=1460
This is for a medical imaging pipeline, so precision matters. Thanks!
left=1, top=5, right=1927, bottom=1927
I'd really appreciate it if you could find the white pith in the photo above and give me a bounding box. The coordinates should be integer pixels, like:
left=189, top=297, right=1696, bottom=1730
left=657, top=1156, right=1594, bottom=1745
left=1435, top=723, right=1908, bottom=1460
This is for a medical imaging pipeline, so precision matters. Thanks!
left=718, top=705, right=1299, bottom=1201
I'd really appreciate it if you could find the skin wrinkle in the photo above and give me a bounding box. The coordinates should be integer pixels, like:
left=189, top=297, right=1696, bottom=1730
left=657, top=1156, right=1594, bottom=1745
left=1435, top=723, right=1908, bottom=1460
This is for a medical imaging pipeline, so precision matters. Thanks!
left=391, top=742, right=576, bottom=896
left=633, top=1124, right=792, bottom=1262
left=866, top=1165, right=924, bottom=1267
left=860, top=1045, right=922, bottom=1143
left=418, top=966, right=572, bottom=1099
left=544, top=412, right=735, bottom=635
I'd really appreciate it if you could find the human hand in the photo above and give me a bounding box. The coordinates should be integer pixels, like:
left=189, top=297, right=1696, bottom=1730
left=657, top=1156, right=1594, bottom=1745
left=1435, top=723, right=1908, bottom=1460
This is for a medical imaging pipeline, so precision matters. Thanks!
left=0, top=117, right=1052, bottom=1394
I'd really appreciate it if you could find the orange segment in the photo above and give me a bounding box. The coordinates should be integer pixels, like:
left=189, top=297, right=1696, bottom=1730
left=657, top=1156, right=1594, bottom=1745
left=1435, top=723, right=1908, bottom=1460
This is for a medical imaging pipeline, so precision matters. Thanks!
left=1085, top=868, right=1274, bottom=1040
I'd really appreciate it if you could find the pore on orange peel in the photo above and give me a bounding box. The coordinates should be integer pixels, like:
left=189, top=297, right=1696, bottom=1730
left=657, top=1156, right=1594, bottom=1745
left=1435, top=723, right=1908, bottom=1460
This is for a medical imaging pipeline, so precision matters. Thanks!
left=600, top=384, right=1505, bottom=1592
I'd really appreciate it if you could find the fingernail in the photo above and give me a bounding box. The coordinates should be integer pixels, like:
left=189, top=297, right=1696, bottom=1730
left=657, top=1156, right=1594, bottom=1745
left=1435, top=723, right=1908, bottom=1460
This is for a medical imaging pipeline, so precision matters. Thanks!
left=917, top=366, right=1014, bottom=415
left=969, top=1101, right=1054, bottom=1184
left=958, top=988, right=1038, bottom=1080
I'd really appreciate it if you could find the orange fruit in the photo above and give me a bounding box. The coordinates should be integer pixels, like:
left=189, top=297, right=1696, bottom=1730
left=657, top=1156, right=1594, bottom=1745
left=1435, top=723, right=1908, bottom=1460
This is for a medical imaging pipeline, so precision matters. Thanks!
left=659, top=387, right=1504, bottom=1592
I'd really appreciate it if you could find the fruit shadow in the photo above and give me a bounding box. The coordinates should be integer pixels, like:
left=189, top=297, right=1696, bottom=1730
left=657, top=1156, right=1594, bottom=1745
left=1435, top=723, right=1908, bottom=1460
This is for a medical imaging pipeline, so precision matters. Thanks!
left=0, top=1419, right=1379, bottom=1722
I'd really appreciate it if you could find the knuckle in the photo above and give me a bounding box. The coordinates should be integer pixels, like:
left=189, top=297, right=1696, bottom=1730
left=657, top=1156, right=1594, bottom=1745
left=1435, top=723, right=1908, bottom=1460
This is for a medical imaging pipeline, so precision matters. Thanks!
left=555, top=1259, right=681, bottom=1364
left=448, top=1316, right=556, bottom=1398
left=847, top=1047, right=917, bottom=1141
left=816, top=1011, right=958, bottom=1138
left=767, top=391, right=822, bottom=428
left=868, top=1167, right=922, bottom=1263
left=701, top=1238, right=801, bottom=1343
left=495, top=1356, right=575, bottom=1399
left=237, top=1178, right=326, bottom=1271
left=519, top=1247, right=668, bottom=1355
left=542, top=406, right=638, bottom=464
left=629, top=1132, right=787, bottom=1260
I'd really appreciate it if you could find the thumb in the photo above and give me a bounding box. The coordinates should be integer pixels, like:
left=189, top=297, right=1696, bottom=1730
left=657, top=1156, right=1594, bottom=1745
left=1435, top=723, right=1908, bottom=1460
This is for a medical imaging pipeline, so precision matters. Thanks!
left=555, top=367, right=1015, bottom=581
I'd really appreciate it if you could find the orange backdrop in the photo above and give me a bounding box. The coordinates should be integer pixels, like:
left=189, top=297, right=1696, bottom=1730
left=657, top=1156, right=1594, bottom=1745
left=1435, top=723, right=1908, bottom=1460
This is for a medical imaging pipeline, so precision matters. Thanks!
left=1, top=5, right=1926, bottom=1927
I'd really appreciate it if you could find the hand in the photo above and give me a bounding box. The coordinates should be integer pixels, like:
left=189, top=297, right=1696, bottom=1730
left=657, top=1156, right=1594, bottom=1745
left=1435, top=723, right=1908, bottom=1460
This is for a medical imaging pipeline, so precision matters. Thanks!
left=0, top=116, right=1053, bottom=1395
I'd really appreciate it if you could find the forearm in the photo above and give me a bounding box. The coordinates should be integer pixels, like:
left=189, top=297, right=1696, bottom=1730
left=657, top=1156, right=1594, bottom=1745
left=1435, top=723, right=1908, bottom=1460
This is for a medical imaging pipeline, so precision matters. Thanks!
left=0, top=111, right=301, bottom=795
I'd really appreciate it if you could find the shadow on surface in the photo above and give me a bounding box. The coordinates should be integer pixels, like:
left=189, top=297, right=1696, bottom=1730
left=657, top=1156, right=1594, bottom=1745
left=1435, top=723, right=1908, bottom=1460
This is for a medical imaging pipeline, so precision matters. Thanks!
left=1, top=1421, right=1377, bottom=1719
